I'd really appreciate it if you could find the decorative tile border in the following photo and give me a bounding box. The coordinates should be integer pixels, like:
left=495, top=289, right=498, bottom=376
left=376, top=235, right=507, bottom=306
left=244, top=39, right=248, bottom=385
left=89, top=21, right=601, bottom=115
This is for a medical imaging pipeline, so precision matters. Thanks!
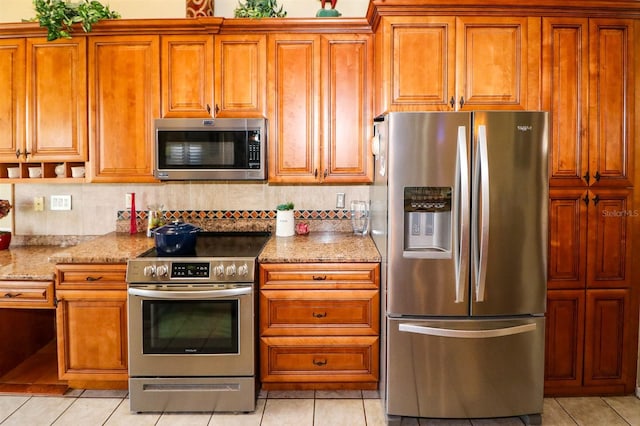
left=117, top=209, right=351, bottom=221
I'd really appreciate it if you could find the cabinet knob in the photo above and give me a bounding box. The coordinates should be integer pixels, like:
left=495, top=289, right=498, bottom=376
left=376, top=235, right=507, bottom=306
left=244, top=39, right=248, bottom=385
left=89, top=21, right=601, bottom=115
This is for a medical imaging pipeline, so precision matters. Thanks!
left=592, top=194, right=600, bottom=205
left=583, top=171, right=590, bottom=184
left=85, top=276, right=103, bottom=281
left=459, top=96, right=465, bottom=108
left=312, top=275, right=327, bottom=281
left=312, top=312, right=327, bottom=318
left=313, top=359, right=328, bottom=367
left=449, top=96, right=455, bottom=109
left=594, top=171, right=601, bottom=182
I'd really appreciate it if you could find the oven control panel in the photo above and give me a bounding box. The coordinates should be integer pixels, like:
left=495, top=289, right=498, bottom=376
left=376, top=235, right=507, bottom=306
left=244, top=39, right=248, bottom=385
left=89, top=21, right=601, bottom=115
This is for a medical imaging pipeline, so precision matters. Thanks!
left=127, top=258, right=255, bottom=283
left=172, top=262, right=210, bottom=278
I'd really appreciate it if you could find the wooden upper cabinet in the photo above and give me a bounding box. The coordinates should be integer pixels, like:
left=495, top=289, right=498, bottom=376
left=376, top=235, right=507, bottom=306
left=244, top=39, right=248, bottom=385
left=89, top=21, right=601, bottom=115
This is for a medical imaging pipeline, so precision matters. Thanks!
left=376, top=16, right=538, bottom=114
left=543, top=18, right=633, bottom=188
left=0, top=39, right=25, bottom=161
left=322, top=34, right=373, bottom=183
left=215, top=34, right=266, bottom=117
left=161, top=35, right=213, bottom=118
left=588, top=19, right=634, bottom=188
left=542, top=18, right=589, bottom=187
left=456, top=16, right=537, bottom=110
left=26, top=38, right=88, bottom=162
left=380, top=16, right=456, bottom=111
left=88, top=35, right=160, bottom=182
left=268, top=33, right=373, bottom=183
left=268, top=34, right=321, bottom=183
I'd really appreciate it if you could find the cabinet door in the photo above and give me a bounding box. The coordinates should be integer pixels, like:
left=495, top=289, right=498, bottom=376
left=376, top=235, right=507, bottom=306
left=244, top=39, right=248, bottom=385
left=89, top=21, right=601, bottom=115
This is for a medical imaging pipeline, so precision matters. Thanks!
left=547, top=189, right=588, bottom=290
left=456, top=16, right=537, bottom=110
left=588, top=19, right=634, bottom=187
left=321, top=34, right=373, bottom=183
left=0, top=39, right=25, bottom=161
left=56, top=290, right=128, bottom=381
left=586, top=188, right=633, bottom=289
left=542, top=18, right=589, bottom=187
left=26, top=38, right=87, bottom=162
left=214, top=34, right=266, bottom=117
left=161, top=35, right=213, bottom=118
left=584, top=289, right=636, bottom=392
left=379, top=16, right=456, bottom=112
left=544, top=290, right=585, bottom=390
left=267, top=35, right=320, bottom=183
left=88, top=35, right=159, bottom=182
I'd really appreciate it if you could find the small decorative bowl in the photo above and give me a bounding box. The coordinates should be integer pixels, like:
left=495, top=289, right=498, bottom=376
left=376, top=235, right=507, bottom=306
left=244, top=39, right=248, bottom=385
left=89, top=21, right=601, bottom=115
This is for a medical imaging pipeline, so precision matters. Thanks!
left=295, top=222, right=310, bottom=235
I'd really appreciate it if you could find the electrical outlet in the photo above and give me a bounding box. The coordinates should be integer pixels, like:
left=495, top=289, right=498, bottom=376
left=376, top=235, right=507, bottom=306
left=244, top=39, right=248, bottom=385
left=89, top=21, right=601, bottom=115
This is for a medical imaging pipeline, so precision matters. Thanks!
left=50, top=195, right=72, bottom=211
left=34, top=197, right=44, bottom=212
left=336, top=193, right=345, bottom=209
left=125, top=193, right=132, bottom=209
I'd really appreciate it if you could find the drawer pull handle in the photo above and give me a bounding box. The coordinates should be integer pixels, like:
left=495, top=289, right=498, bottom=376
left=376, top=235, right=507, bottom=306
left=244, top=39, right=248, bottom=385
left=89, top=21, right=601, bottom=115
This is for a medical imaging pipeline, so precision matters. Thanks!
left=86, top=276, right=103, bottom=282
left=312, top=275, right=327, bottom=281
left=3, top=292, right=22, bottom=298
left=313, top=359, right=327, bottom=367
left=312, top=312, right=327, bottom=318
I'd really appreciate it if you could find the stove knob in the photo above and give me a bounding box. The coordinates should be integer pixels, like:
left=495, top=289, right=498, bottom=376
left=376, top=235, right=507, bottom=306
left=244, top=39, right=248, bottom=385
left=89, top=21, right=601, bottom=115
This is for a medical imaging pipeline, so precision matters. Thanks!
left=237, top=263, right=249, bottom=277
left=225, top=264, right=236, bottom=277
left=143, top=265, right=156, bottom=277
left=156, top=264, right=169, bottom=277
left=214, top=264, right=225, bottom=277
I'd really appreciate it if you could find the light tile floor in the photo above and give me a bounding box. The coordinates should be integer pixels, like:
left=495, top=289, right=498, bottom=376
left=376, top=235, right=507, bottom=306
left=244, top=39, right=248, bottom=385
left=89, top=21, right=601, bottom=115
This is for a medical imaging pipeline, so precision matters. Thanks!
left=0, top=389, right=639, bottom=425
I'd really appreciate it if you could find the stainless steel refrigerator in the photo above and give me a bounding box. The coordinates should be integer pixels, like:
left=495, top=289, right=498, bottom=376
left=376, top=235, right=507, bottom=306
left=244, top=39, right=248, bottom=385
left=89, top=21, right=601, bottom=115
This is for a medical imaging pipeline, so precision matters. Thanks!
left=370, top=111, right=548, bottom=421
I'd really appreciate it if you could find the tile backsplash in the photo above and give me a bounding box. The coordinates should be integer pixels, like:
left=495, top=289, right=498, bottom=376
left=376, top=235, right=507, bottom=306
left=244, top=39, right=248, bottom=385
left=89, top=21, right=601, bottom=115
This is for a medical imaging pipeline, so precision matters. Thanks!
left=12, top=182, right=370, bottom=236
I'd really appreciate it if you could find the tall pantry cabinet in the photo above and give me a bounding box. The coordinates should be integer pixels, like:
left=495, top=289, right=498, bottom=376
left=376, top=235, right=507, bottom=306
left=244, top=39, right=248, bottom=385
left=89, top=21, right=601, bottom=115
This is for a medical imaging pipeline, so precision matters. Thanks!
left=543, top=17, right=638, bottom=395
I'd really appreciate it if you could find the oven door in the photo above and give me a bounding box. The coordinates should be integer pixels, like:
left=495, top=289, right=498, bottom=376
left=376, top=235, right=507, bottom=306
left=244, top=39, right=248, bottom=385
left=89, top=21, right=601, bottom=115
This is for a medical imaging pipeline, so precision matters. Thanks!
left=128, top=285, right=254, bottom=377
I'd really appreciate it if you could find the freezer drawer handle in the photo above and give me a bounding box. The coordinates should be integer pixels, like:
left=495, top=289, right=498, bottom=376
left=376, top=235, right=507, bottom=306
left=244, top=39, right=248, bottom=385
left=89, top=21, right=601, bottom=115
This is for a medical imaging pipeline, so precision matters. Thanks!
left=398, top=322, right=536, bottom=339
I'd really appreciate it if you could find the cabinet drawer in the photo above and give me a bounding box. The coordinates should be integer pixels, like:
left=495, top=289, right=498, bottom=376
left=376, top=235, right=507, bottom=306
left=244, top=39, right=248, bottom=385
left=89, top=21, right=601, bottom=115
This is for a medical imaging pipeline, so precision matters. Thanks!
left=260, top=336, right=379, bottom=383
left=0, top=281, right=55, bottom=309
left=260, top=263, right=379, bottom=290
left=260, top=289, right=379, bottom=336
left=56, top=264, right=126, bottom=290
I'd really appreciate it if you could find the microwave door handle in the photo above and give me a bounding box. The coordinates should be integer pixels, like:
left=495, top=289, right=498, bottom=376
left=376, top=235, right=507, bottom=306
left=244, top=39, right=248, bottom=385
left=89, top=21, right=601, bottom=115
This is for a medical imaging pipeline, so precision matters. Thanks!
left=128, top=287, right=252, bottom=299
left=455, top=125, right=470, bottom=303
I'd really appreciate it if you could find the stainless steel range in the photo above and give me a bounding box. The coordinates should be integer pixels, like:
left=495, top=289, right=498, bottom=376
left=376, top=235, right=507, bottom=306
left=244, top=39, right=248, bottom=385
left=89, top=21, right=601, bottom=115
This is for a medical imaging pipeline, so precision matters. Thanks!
left=126, top=231, right=271, bottom=413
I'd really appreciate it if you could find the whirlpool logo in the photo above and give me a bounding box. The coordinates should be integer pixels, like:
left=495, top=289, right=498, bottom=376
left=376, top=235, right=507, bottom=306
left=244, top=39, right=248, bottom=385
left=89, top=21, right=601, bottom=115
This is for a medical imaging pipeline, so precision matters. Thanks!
left=517, top=125, right=533, bottom=132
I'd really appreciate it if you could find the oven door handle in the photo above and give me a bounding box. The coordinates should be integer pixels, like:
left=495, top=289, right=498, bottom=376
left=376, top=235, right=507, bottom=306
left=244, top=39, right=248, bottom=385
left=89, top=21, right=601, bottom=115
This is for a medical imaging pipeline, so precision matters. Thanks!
left=128, top=287, right=252, bottom=299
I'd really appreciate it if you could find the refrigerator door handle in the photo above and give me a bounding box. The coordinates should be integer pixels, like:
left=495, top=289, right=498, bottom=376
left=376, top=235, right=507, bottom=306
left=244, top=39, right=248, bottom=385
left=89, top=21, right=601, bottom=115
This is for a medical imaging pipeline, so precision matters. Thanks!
left=398, top=322, right=537, bottom=339
left=474, top=125, right=490, bottom=302
left=455, top=126, right=470, bottom=303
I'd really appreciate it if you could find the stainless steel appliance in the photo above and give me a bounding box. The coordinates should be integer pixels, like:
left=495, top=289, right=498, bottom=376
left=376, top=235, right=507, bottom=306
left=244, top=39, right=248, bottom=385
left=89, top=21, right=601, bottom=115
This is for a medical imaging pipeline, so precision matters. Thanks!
left=126, top=232, right=271, bottom=413
left=370, top=112, right=548, bottom=421
left=154, top=118, right=267, bottom=181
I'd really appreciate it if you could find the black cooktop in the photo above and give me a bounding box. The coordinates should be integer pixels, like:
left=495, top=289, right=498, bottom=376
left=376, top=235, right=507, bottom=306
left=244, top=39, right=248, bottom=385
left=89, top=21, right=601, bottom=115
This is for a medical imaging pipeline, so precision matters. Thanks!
left=141, top=231, right=271, bottom=258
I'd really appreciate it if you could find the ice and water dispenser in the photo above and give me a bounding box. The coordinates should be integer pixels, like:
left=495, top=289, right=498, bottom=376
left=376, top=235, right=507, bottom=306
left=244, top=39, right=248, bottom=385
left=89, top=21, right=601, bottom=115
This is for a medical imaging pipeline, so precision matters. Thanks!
left=403, top=186, right=452, bottom=258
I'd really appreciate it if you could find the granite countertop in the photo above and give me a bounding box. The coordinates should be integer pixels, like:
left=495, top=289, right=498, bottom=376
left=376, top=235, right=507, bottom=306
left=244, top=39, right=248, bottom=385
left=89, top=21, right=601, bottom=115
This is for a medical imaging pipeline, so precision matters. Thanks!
left=258, top=232, right=381, bottom=263
left=0, top=231, right=380, bottom=281
left=48, top=232, right=155, bottom=264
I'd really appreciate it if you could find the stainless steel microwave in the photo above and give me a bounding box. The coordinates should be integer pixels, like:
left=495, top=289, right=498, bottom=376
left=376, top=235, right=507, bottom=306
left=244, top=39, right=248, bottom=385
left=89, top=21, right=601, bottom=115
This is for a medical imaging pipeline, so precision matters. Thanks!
left=154, top=118, right=267, bottom=180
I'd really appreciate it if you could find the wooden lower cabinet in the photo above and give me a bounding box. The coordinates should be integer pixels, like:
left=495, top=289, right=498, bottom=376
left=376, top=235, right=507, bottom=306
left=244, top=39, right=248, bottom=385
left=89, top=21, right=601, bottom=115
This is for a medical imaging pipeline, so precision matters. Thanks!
left=55, top=264, right=128, bottom=389
left=259, top=263, right=380, bottom=390
left=545, top=288, right=637, bottom=395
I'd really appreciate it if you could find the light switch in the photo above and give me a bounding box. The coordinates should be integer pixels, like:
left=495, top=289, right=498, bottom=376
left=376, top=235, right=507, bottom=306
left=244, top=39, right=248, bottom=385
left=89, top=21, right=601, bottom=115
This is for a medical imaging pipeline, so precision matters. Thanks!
left=50, top=195, right=72, bottom=211
left=336, top=193, right=345, bottom=209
